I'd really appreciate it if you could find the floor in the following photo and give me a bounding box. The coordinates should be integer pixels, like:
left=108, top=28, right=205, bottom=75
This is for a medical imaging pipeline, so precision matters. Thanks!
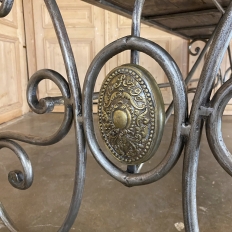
left=0, top=113, right=232, bottom=232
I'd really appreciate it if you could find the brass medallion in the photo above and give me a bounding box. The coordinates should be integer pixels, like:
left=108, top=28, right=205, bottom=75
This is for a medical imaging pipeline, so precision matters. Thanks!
left=98, top=64, right=165, bottom=165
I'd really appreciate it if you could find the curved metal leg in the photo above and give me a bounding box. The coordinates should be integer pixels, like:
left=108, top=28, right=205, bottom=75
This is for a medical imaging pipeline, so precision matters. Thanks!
left=0, top=202, right=17, bottom=232
left=1, top=0, right=232, bottom=231
left=0, top=0, right=86, bottom=231
left=44, top=1, right=86, bottom=231
left=183, top=2, right=232, bottom=231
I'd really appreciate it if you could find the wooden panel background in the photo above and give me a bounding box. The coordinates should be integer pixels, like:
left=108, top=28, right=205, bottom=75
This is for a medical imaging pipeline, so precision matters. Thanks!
left=0, top=0, right=28, bottom=124
left=31, top=0, right=105, bottom=112
left=1, top=0, right=231, bottom=124
left=30, top=0, right=188, bottom=113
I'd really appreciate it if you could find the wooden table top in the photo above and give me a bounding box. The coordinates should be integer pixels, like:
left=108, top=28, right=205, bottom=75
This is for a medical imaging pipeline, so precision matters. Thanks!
left=82, top=0, right=230, bottom=39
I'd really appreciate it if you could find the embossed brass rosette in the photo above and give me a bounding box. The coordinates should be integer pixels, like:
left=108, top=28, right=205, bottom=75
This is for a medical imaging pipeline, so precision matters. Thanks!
left=98, top=64, right=165, bottom=165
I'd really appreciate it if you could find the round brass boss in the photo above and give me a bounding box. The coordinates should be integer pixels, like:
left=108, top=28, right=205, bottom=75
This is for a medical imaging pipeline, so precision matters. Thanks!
left=98, top=64, right=165, bottom=165
left=113, top=110, right=128, bottom=129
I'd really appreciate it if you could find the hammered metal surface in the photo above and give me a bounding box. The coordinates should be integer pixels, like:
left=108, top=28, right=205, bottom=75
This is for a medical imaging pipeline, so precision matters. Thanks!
left=98, top=64, right=165, bottom=165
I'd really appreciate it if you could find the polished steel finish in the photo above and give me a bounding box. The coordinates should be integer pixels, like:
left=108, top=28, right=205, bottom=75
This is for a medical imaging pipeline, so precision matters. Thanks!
left=1, top=0, right=232, bottom=231
left=98, top=64, right=165, bottom=165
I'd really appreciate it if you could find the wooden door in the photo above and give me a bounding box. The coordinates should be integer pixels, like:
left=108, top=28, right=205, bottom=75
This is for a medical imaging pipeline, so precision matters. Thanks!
left=0, top=0, right=28, bottom=124
left=30, top=0, right=188, bottom=112
left=31, top=0, right=105, bottom=112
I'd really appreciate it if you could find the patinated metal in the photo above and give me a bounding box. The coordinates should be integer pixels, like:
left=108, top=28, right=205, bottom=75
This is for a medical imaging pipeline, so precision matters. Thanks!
left=98, top=64, right=165, bottom=165
left=0, top=0, right=232, bottom=231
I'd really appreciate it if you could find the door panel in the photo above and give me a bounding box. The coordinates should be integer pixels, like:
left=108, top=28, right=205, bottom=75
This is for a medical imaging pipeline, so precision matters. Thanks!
left=31, top=0, right=187, bottom=112
left=32, top=0, right=105, bottom=112
left=0, top=0, right=28, bottom=124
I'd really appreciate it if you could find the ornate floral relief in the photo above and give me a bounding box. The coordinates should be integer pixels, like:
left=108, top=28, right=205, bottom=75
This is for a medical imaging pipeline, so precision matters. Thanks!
left=98, top=65, right=161, bottom=165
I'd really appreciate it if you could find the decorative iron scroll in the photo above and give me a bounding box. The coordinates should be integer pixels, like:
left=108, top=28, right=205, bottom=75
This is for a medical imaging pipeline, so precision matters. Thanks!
left=0, top=0, right=232, bottom=231
left=188, top=39, right=207, bottom=57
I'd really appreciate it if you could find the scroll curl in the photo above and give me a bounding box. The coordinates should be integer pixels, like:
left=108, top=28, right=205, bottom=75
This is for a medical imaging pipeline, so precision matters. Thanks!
left=0, top=0, right=86, bottom=229
left=0, top=69, right=73, bottom=146
left=0, top=139, right=33, bottom=189
left=189, top=39, right=207, bottom=56
left=0, top=139, right=33, bottom=232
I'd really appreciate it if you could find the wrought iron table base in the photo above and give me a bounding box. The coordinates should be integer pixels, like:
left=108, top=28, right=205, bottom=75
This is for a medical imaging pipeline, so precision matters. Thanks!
left=1, top=0, right=232, bottom=231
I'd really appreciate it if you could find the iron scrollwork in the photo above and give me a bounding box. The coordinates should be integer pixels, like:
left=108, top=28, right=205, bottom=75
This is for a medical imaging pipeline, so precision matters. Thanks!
left=0, top=0, right=86, bottom=231
left=0, top=0, right=232, bottom=231
left=188, top=39, right=207, bottom=56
